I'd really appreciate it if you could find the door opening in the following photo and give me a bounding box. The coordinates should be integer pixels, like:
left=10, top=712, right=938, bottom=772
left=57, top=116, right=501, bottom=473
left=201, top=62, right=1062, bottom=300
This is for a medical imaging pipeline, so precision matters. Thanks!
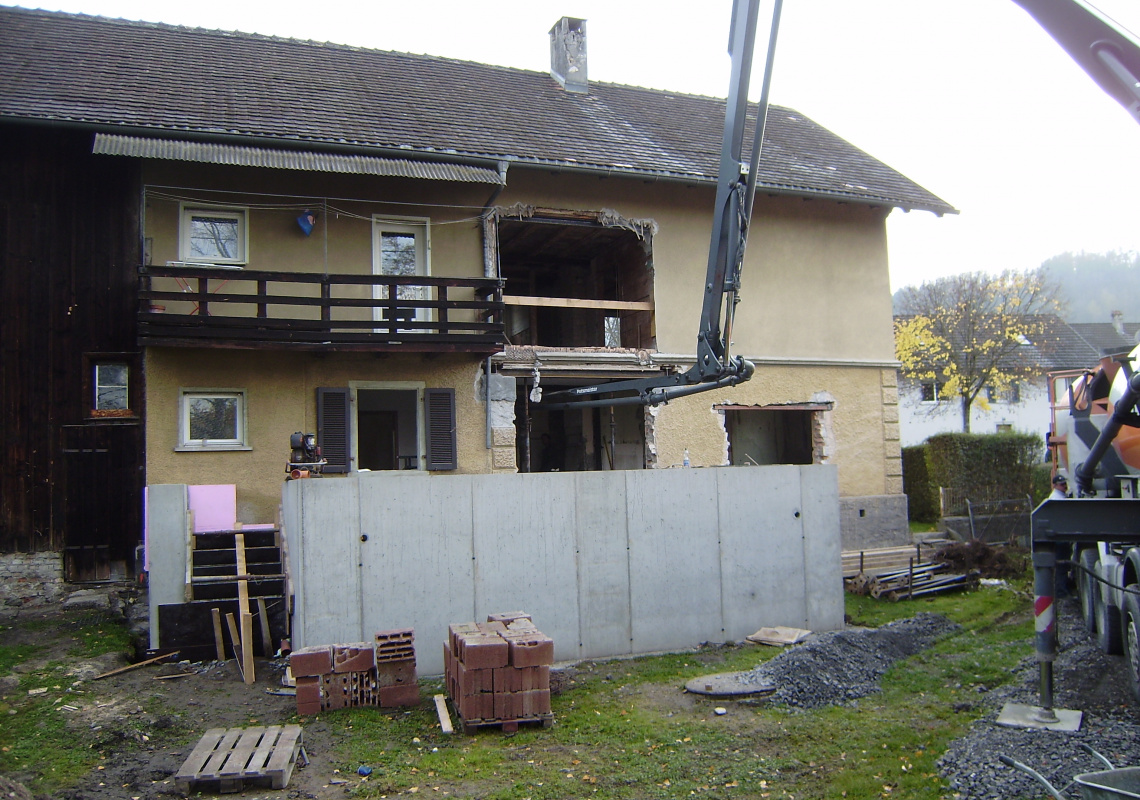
left=357, top=389, right=419, bottom=470
left=515, top=381, right=646, bottom=472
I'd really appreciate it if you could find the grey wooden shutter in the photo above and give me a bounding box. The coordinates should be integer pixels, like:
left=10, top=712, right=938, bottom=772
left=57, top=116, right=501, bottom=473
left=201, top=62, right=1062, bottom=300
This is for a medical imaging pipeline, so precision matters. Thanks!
left=317, top=387, right=351, bottom=473
left=424, top=388, right=457, bottom=471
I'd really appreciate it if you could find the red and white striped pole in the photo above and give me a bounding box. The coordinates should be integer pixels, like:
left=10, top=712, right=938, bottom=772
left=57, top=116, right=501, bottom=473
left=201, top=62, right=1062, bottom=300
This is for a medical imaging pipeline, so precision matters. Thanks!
left=1033, top=542, right=1058, bottom=722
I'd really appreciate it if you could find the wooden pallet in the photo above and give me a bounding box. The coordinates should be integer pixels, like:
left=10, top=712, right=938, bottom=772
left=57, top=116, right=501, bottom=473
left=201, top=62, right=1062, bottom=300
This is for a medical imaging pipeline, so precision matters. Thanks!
left=174, top=725, right=302, bottom=794
left=458, top=713, right=554, bottom=734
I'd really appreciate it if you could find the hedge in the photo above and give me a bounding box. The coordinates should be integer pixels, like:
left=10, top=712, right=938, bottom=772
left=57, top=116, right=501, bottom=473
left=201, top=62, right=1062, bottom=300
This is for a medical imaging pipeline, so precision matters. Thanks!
left=904, top=432, right=1043, bottom=521
left=902, top=445, right=938, bottom=523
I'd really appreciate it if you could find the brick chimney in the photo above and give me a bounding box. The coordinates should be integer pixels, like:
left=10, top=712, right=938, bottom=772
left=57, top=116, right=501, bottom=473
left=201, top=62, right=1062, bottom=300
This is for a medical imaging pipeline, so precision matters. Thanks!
left=549, top=17, right=587, bottom=93
left=1112, top=309, right=1125, bottom=335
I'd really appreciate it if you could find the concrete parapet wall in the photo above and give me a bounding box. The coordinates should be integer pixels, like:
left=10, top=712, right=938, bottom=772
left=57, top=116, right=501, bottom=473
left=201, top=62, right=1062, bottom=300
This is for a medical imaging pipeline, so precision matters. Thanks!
left=284, top=465, right=844, bottom=674
left=840, top=494, right=910, bottom=551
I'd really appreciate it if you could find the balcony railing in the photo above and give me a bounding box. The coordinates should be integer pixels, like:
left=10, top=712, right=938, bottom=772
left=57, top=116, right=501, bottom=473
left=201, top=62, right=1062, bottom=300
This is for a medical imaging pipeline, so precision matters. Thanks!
left=138, top=266, right=505, bottom=353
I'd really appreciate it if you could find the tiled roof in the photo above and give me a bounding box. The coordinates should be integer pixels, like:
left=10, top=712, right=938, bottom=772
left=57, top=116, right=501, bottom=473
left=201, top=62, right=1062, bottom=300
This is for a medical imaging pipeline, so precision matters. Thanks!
left=1069, top=322, right=1140, bottom=356
left=0, top=7, right=956, bottom=215
left=894, top=314, right=1101, bottom=373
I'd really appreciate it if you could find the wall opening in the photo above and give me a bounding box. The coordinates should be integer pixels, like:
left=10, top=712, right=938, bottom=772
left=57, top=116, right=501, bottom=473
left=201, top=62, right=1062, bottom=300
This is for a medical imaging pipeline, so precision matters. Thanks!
left=357, top=389, right=419, bottom=470
left=497, top=215, right=654, bottom=349
left=722, top=403, right=833, bottom=466
left=514, top=381, right=646, bottom=472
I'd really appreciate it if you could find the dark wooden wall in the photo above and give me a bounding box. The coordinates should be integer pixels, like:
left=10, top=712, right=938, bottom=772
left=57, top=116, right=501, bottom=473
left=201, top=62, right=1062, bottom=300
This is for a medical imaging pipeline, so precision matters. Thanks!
left=0, top=124, right=143, bottom=575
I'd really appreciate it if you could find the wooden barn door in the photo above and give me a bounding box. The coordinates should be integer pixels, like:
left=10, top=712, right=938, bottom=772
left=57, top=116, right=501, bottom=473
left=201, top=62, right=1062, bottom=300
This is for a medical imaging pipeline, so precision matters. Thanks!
left=60, top=424, right=143, bottom=581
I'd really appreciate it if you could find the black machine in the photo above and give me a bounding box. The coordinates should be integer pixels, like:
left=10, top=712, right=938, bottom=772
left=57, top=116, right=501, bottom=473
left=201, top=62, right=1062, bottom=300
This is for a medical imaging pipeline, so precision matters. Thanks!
left=540, top=0, right=783, bottom=409
left=287, top=431, right=326, bottom=479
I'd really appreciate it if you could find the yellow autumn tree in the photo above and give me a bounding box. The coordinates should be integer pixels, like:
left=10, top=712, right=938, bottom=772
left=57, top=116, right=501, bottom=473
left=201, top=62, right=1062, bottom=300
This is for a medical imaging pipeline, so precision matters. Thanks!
left=894, top=269, right=1066, bottom=432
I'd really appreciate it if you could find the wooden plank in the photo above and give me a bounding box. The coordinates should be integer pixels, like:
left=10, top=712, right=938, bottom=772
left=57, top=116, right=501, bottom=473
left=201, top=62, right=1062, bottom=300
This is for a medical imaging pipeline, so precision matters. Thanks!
left=199, top=728, right=244, bottom=777
left=225, top=612, right=245, bottom=682
left=244, top=725, right=283, bottom=774
left=502, top=294, right=653, bottom=312
left=434, top=694, right=454, bottom=734
left=236, top=534, right=255, bottom=684
left=174, top=727, right=228, bottom=786
left=240, top=611, right=255, bottom=685
left=92, top=651, right=177, bottom=680
left=262, top=725, right=303, bottom=788
left=218, top=726, right=266, bottom=779
left=211, top=607, right=225, bottom=661
left=256, top=597, right=273, bottom=656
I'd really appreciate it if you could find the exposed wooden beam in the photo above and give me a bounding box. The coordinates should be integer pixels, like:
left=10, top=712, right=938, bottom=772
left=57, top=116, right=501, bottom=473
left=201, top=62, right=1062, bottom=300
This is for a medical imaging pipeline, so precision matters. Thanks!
left=502, top=295, right=653, bottom=312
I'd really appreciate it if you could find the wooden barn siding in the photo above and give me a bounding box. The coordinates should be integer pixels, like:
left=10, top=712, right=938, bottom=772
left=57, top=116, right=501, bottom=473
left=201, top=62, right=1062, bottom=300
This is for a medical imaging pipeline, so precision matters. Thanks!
left=0, top=124, right=143, bottom=563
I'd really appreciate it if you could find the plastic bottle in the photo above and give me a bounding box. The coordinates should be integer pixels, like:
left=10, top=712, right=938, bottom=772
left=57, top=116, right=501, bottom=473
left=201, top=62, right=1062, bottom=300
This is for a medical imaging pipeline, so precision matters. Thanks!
left=683, top=449, right=691, bottom=467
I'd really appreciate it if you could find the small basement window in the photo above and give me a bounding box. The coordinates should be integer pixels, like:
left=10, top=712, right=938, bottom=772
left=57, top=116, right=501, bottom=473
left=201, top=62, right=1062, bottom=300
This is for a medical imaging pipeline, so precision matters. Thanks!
left=85, top=353, right=139, bottom=418
left=178, top=390, right=248, bottom=450
left=95, top=363, right=129, bottom=412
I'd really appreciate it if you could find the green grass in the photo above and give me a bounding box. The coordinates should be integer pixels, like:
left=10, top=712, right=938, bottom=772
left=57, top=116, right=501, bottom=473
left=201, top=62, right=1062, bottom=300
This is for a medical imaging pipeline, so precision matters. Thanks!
left=302, top=581, right=1033, bottom=799
left=0, top=610, right=135, bottom=795
left=0, top=579, right=1034, bottom=799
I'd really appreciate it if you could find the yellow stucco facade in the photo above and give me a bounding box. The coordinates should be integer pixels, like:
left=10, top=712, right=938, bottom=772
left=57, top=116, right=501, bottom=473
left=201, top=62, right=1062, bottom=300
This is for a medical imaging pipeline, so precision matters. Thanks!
left=141, top=160, right=903, bottom=524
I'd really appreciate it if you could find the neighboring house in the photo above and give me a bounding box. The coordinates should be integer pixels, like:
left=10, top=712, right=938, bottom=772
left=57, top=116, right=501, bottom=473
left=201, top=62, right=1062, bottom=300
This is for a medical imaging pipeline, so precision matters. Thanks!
left=0, top=7, right=955, bottom=583
left=896, top=314, right=1122, bottom=447
left=1070, top=311, right=1140, bottom=356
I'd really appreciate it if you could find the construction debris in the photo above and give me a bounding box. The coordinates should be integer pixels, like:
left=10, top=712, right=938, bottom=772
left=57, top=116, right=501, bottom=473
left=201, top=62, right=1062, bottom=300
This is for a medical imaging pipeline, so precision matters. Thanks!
left=746, top=626, right=811, bottom=646
left=444, top=612, right=554, bottom=733
left=92, top=651, right=179, bottom=680
left=845, top=560, right=979, bottom=601
left=290, top=628, right=419, bottom=715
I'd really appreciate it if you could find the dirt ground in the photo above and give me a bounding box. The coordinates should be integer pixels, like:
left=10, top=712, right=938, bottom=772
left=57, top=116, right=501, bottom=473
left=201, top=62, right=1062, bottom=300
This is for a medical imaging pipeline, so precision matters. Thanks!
left=1, top=580, right=1135, bottom=800
left=0, top=589, right=339, bottom=799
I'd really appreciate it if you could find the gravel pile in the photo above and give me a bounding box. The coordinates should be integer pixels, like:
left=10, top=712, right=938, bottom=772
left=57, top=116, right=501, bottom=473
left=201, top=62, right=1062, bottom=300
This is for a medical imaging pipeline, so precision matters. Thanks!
left=728, top=596, right=1140, bottom=798
left=737, top=612, right=961, bottom=708
left=937, top=596, right=1140, bottom=799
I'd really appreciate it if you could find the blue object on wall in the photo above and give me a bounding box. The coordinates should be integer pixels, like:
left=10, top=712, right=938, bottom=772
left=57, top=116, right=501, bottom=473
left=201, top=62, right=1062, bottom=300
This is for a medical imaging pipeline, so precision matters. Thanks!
left=297, top=211, right=317, bottom=236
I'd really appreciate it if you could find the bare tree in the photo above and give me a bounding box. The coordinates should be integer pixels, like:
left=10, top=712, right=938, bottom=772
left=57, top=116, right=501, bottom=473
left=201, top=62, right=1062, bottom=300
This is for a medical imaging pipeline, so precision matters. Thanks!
left=895, top=269, right=1065, bottom=432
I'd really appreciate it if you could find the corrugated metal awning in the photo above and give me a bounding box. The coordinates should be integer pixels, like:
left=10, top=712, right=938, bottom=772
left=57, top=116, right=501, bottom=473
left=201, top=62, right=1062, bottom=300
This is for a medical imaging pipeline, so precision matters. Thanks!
left=92, top=133, right=505, bottom=184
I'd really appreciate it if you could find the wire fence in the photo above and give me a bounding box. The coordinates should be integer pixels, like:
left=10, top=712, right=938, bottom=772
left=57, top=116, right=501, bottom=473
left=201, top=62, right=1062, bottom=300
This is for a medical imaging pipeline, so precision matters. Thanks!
left=939, top=488, right=1034, bottom=544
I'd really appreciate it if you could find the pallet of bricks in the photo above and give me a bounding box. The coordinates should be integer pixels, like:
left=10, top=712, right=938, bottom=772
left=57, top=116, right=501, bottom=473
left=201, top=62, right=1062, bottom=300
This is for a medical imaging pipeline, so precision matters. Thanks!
left=290, top=628, right=419, bottom=715
left=444, top=612, right=554, bottom=733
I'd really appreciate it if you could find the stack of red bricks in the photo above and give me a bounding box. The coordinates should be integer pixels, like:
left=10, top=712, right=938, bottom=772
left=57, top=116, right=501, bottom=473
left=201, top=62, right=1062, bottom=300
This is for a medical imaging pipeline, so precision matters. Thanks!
left=291, top=628, right=419, bottom=716
left=444, top=612, right=554, bottom=730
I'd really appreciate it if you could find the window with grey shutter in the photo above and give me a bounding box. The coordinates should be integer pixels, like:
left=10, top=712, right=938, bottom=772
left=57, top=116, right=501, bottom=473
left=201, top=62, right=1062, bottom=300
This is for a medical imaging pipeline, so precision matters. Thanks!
left=424, top=388, right=457, bottom=471
left=317, top=387, right=351, bottom=473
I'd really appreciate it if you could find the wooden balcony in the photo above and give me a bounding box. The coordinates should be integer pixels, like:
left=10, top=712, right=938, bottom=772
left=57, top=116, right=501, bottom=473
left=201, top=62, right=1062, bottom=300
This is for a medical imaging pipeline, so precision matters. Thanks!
left=138, top=266, right=505, bottom=353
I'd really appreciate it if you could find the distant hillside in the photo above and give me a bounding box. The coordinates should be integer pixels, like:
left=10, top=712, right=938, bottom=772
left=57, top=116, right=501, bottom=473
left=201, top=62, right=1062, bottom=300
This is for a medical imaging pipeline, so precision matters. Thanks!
left=1042, top=251, right=1140, bottom=323
left=892, top=251, right=1140, bottom=323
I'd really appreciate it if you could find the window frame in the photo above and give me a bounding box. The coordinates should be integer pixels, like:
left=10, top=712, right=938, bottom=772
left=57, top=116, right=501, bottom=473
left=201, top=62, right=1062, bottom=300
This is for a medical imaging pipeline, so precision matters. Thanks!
left=84, top=352, right=140, bottom=419
left=179, top=204, right=249, bottom=266
left=371, top=216, right=431, bottom=326
left=919, top=381, right=947, bottom=403
left=177, top=388, right=250, bottom=451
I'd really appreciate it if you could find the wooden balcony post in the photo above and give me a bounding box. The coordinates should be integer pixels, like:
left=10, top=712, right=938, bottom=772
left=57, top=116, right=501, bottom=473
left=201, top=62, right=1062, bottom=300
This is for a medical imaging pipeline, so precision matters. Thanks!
left=321, top=279, right=331, bottom=330
left=196, top=276, right=209, bottom=317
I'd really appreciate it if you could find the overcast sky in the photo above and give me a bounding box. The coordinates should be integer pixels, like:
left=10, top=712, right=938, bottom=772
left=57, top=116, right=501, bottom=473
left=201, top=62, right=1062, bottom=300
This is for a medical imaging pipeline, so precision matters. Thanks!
left=13, top=0, right=1140, bottom=294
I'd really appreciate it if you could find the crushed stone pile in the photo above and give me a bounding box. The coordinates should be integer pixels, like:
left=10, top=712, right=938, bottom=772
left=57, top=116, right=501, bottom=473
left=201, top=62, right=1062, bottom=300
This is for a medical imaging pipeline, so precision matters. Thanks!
left=736, top=612, right=961, bottom=708
left=937, top=596, right=1140, bottom=799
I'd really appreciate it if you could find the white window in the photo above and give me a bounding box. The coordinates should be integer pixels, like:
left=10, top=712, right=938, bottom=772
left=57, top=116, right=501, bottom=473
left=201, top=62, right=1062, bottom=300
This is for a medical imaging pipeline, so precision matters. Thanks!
left=372, top=217, right=429, bottom=326
left=920, top=381, right=946, bottom=403
left=180, top=206, right=248, bottom=265
left=178, top=390, right=248, bottom=450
